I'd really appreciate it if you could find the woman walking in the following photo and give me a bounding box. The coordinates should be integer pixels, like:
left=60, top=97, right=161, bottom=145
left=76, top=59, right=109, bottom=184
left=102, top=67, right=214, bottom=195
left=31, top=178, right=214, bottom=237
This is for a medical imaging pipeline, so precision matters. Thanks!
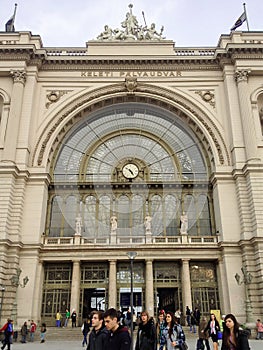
left=159, top=311, right=186, bottom=350
left=203, top=313, right=220, bottom=350
left=221, top=314, right=250, bottom=350
left=135, top=310, right=156, bottom=350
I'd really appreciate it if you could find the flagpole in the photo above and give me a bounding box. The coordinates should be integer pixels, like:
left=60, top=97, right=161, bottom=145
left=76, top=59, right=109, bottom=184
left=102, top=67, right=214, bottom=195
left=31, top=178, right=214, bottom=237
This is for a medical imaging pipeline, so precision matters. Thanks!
left=243, top=3, right=250, bottom=31
left=12, top=3, right=18, bottom=29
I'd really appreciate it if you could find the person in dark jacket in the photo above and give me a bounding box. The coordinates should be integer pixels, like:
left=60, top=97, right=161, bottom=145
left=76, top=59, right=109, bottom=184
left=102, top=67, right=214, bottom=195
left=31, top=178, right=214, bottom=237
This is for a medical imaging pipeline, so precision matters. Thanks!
left=87, top=310, right=108, bottom=350
left=203, top=313, right=220, bottom=350
left=135, top=310, right=156, bottom=350
left=0, top=319, right=13, bottom=350
left=221, top=313, right=250, bottom=350
left=82, top=318, right=90, bottom=347
left=104, top=308, right=131, bottom=350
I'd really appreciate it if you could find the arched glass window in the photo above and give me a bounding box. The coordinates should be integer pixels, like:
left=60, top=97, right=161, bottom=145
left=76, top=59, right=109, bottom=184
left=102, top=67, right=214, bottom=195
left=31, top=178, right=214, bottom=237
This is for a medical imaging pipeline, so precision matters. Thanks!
left=117, top=195, right=130, bottom=235
left=184, top=194, right=197, bottom=235
left=197, top=195, right=211, bottom=235
left=131, top=195, right=144, bottom=235
left=63, top=196, right=77, bottom=236
left=165, top=195, right=178, bottom=236
left=84, top=195, right=97, bottom=237
left=151, top=195, right=163, bottom=235
left=98, top=196, right=111, bottom=237
left=49, top=196, right=63, bottom=237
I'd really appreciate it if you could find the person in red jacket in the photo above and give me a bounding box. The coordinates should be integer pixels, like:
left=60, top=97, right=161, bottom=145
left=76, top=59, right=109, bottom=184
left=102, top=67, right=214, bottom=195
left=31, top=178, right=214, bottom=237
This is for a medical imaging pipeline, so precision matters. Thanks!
left=0, top=319, right=13, bottom=350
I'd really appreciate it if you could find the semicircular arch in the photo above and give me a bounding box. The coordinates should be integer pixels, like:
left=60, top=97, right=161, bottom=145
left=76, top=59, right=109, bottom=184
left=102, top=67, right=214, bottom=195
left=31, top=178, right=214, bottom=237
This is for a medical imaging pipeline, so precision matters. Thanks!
left=31, top=82, right=230, bottom=170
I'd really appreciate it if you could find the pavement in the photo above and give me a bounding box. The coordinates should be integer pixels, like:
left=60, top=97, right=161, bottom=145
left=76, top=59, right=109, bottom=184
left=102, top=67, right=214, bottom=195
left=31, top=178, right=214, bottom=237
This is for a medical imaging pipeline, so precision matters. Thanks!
left=9, top=332, right=263, bottom=350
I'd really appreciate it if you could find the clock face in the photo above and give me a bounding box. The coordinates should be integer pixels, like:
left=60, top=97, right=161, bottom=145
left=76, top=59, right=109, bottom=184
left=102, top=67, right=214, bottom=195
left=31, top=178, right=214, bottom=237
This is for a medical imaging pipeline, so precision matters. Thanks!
left=122, top=163, right=139, bottom=179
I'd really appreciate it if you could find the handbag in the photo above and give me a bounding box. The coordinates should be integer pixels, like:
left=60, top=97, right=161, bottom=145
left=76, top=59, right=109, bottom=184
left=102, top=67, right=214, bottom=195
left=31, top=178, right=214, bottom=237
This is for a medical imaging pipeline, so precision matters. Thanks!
left=217, top=331, right=222, bottom=340
left=181, top=342, right=188, bottom=350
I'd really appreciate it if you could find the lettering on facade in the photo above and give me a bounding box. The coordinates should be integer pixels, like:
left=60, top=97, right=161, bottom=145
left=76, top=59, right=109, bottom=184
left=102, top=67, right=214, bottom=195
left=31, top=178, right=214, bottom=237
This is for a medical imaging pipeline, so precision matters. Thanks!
left=80, top=70, right=182, bottom=78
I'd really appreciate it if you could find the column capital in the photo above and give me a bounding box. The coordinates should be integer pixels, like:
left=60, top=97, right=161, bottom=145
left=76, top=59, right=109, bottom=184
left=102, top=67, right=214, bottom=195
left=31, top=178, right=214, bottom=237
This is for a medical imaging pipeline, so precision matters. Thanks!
left=234, top=70, right=250, bottom=84
left=10, top=70, right=27, bottom=85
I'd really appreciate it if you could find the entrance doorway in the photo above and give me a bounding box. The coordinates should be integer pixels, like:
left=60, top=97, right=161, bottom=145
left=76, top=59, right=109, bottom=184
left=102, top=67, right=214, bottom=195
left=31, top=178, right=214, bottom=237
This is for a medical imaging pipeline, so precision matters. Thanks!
left=157, top=288, right=178, bottom=313
left=82, top=288, right=106, bottom=318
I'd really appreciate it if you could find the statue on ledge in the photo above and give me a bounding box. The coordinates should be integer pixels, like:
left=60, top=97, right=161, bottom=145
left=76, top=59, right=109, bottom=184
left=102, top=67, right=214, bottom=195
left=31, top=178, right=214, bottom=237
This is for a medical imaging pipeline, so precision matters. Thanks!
left=96, top=4, right=165, bottom=41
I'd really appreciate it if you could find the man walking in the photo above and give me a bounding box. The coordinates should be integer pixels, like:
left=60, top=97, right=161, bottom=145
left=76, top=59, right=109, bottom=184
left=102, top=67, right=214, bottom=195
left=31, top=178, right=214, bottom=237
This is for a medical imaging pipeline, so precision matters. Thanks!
left=87, top=310, right=108, bottom=350
left=104, top=308, right=131, bottom=350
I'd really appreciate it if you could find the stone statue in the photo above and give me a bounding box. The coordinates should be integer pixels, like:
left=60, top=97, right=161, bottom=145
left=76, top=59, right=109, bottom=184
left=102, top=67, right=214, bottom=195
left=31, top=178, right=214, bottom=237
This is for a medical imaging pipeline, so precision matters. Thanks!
left=75, top=214, right=82, bottom=235
left=180, top=212, right=188, bottom=233
left=144, top=214, right=152, bottom=232
left=95, top=4, right=165, bottom=41
left=110, top=214, right=118, bottom=232
left=121, top=4, right=138, bottom=37
left=97, top=25, right=113, bottom=40
left=144, top=23, right=165, bottom=40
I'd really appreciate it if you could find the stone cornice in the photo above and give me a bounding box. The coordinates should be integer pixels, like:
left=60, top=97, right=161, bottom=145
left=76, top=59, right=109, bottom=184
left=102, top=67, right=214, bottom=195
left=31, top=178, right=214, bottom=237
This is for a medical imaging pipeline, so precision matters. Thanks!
left=1, top=41, right=263, bottom=69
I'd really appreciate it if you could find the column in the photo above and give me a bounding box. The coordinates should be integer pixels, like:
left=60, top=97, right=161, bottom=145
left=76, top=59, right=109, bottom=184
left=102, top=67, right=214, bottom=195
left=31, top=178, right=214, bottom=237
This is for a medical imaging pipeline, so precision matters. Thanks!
left=3, top=70, right=26, bottom=162
left=235, top=70, right=259, bottom=162
left=70, top=260, right=81, bottom=321
left=181, top=259, right=192, bottom=314
left=145, top=259, right=154, bottom=317
left=108, top=260, right=117, bottom=308
left=32, top=260, right=44, bottom=321
left=217, top=257, right=230, bottom=314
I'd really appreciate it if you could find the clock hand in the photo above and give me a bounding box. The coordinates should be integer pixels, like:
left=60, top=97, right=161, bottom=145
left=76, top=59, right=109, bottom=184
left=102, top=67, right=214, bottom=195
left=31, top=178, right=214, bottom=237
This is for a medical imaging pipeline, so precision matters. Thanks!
left=129, top=168, right=134, bottom=175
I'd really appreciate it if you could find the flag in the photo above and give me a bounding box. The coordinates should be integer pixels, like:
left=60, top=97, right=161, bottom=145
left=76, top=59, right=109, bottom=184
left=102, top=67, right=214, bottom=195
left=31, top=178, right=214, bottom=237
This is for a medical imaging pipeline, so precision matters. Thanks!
left=231, top=12, right=246, bottom=31
left=5, top=4, right=17, bottom=32
left=5, top=15, right=15, bottom=32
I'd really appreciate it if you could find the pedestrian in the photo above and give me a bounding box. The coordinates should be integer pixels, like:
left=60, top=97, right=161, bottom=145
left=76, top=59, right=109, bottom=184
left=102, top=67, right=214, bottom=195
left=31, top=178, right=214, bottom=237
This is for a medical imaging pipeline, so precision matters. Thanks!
left=103, top=307, right=131, bottom=350
left=81, top=318, right=90, bottom=347
left=135, top=310, right=156, bottom=350
left=174, top=308, right=181, bottom=324
left=56, top=310, right=62, bottom=327
left=197, top=316, right=210, bottom=350
left=0, top=319, right=13, bottom=350
left=159, top=311, right=186, bottom=350
left=203, top=313, right=220, bottom=350
left=190, top=311, right=197, bottom=333
left=71, top=309, right=77, bottom=327
left=193, top=307, right=201, bottom=326
left=20, top=321, right=28, bottom=343
left=87, top=310, right=108, bottom=350
left=256, top=318, right=263, bottom=340
left=186, top=306, right=191, bottom=326
left=221, top=313, right=250, bottom=350
left=156, top=310, right=165, bottom=348
left=29, top=320, right=37, bottom=342
left=64, top=308, right=70, bottom=327
left=40, top=322, right=46, bottom=343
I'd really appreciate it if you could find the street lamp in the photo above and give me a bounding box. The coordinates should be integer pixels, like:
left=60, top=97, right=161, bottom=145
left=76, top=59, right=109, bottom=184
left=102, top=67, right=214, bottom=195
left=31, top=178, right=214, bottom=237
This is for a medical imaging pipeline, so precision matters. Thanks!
left=126, top=251, right=137, bottom=350
left=0, top=285, right=5, bottom=322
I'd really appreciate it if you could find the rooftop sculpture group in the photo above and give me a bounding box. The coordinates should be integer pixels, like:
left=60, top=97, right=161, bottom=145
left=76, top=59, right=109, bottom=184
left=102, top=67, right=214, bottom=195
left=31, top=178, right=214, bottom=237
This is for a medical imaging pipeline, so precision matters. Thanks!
left=96, top=4, right=165, bottom=41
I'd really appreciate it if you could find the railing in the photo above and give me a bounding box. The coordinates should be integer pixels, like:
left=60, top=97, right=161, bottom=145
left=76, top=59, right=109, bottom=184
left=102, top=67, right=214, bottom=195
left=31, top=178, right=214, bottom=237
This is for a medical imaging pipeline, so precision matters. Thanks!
left=42, top=235, right=218, bottom=246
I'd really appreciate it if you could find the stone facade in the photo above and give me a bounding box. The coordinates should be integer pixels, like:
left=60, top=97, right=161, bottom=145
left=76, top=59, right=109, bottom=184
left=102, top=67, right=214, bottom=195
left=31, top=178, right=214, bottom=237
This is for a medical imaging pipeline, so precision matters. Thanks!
left=0, top=28, right=263, bottom=327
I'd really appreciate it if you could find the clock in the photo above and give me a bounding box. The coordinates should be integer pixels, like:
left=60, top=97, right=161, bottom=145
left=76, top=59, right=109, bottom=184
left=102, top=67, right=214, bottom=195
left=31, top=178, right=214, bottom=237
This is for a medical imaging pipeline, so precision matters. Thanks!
left=122, top=163, right=139, bottom=179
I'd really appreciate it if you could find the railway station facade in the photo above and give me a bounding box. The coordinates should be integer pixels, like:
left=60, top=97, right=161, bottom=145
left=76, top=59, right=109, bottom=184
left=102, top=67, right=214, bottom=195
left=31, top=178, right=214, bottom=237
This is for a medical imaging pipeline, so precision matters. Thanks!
left=0, top=8, right=263, bottom=326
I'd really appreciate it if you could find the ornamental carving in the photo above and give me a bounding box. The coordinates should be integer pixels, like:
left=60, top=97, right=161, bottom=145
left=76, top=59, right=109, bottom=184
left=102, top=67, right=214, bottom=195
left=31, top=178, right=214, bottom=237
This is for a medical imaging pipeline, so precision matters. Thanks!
left=10, top=70, right=27, bottom=85
left=125, top=77, right=138, bottom=94
left=46, top=90, right=70, bottom=108
left=96, top=4, right=165, bottom=41
left=195, top=90, right=215, bottom=108
left=234, top=70, right=250, bottom=83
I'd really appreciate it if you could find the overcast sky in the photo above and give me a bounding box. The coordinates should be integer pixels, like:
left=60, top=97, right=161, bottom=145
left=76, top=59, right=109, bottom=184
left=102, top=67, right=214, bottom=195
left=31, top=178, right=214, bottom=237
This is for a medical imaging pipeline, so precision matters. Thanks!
left=1, top=0, right=262, bottom=47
